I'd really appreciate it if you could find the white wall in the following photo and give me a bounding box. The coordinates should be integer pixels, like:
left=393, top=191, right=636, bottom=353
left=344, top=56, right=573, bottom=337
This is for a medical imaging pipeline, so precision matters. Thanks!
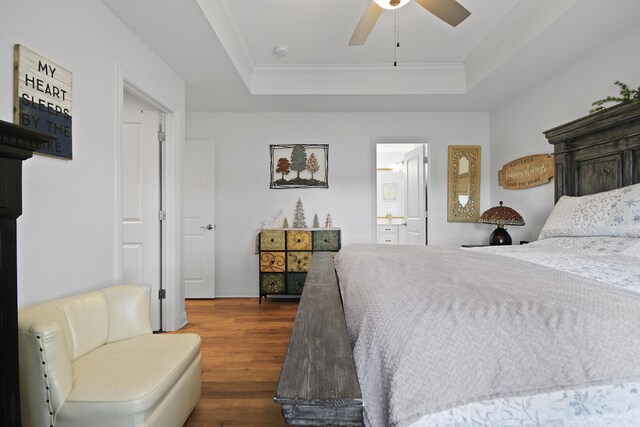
left=490, top=21, right=640, bottom=244
left=0, top=0, right=185, bottom=317
left=187, top=112, right=490, bottom=297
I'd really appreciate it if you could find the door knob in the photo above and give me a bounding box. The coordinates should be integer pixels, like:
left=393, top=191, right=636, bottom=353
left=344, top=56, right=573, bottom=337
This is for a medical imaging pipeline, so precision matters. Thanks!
left=200, top=224, right=214, bottom=230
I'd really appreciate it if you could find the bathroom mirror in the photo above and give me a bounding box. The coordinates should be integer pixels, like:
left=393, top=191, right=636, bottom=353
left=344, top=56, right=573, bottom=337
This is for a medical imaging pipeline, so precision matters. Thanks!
left=447, top=145, right=481, bottom=222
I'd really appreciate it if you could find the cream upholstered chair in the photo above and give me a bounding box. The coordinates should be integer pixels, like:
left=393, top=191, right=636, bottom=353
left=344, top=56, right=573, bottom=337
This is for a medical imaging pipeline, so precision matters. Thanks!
left=18, top=284, right=201, bottom=427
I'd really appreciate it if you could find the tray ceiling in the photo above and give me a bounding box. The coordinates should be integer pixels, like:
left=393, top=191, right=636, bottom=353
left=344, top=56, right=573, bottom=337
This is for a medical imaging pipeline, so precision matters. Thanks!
left=196, top=0, right=575, bottom=94
left=100, top=0, right=640, bottom=111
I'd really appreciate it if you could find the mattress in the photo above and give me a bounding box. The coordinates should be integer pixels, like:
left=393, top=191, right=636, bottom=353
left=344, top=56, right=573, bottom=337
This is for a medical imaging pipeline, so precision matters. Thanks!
left=335, top=238, right=640, bottom=426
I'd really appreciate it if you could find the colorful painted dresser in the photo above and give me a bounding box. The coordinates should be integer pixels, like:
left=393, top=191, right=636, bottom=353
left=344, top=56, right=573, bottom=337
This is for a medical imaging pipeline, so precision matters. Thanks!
left=258, top=228, right=341, bottom=303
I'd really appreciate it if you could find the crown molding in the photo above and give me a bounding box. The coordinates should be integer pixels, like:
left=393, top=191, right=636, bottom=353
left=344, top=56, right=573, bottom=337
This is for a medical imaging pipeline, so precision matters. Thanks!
left=251, top=63, right=466, bottom=95
left=253, top=63, right=464, bottom=73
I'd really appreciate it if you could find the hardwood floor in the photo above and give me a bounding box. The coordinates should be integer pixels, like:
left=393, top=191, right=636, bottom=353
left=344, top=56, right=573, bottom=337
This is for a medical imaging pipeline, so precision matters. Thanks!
left=174, top=298, right=299, bottom=427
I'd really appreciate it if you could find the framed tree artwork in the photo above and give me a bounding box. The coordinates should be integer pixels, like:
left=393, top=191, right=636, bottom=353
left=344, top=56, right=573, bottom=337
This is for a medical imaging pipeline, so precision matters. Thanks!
left=270, top=144, right=329, bottom=189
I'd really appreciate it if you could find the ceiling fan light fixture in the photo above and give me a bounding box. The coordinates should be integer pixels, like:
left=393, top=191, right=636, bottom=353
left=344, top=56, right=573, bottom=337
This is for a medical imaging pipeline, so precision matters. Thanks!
left=374, top=0, right=411, bottom=10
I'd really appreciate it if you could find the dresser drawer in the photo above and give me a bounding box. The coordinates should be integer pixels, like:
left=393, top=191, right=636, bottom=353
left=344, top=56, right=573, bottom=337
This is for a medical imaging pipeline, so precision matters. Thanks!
left=261, top=273, right=285, bottom=293
left=287, top=251, right=312, bottom=272
left=286, top=273, right=306, bottom=294
left=313, top=230, right=340, bottom=251
left=378, top=234, right=398, bottom=245
left=378, top=225, right=398, bottom=234
left=260, top=252, right=286, bottom=272
left=287, top=230, right=312, bottom=250
left=260, top=230, right=285, bottom=250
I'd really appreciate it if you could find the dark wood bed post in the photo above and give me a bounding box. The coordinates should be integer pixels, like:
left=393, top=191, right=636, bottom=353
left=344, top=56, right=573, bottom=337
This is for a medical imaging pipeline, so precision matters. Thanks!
left=544, top=101, right=640, bottom=202
left=0, top=120, right=54, bottom=426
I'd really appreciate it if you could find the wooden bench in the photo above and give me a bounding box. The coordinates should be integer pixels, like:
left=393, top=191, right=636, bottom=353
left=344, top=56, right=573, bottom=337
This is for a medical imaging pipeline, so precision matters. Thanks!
left=274, top=252, right=364, bottom=426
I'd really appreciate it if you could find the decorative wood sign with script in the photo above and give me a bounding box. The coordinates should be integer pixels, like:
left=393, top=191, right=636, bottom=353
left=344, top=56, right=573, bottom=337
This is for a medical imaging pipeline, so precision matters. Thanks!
left=13, top=45, right=72, bottom=159
left=498, top=154, right=554, bottom=189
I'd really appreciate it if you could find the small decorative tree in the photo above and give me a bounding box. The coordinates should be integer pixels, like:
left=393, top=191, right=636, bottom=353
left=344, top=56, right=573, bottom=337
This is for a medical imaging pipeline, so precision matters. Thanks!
left=306, top=153, right=320, bottom=180
left=312, top=213, right=320, bottom=228
left=282, top=217, right=289, bottom=228
left=275, top=157, right=291, bottom=180
left=293, top=198, right=307, bottom=228
left=325, top=213, right=333, bottom=228
left=290, top=144, right=308, bottom=179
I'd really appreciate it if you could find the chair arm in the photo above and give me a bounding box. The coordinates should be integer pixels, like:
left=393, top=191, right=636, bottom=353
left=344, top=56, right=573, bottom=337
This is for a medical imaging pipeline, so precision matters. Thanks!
left=19, top=320, right=73, bottom=427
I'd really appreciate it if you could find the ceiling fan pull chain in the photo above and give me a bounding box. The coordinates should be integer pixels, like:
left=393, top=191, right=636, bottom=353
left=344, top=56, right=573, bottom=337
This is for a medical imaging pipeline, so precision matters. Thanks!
left=394, top=9, right=399, bottom=67
left=397, top=9, right=400, bottom=49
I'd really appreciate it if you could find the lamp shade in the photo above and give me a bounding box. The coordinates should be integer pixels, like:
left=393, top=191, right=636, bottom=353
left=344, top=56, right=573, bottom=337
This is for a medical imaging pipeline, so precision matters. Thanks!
left=478, top=201, right=525, bottom=226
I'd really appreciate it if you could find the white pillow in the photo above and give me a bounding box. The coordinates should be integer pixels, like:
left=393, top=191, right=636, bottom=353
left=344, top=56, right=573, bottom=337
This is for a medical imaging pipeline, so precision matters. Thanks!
left=539, top=183, right=640, bottom=239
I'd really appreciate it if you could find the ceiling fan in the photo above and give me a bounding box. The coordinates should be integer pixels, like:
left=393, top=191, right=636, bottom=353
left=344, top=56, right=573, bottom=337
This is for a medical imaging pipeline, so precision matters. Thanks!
left=349, top=0, right=471, bottom=46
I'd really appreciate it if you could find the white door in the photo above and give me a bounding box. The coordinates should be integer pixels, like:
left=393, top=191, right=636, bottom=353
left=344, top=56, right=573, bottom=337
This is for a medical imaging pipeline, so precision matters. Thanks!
left=122, top=104, right=162, bottom=330
left=184, top=140, right=216, bottom=298
left=404, top=145, right=426, bottom=245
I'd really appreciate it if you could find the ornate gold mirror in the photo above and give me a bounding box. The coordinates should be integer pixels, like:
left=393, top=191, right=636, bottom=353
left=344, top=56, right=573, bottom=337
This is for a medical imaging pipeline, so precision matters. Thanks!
left=448, top=146, right=481, bottom=222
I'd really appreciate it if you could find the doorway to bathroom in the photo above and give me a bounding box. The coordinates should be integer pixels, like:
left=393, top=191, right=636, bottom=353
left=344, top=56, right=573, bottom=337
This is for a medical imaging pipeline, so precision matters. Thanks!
left=375, top=142, right=429, bottom=246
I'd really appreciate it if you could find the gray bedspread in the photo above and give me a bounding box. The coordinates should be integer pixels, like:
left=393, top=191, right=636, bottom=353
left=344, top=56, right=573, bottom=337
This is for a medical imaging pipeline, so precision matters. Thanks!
left=334, top=244, right=640, bottom=427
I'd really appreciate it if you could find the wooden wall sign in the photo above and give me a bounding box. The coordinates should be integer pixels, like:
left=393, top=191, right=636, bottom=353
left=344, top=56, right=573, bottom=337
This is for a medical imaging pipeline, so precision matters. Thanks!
left=498, top=154, right=554, bottom=189
left=13, top=45, right=72, bottom=160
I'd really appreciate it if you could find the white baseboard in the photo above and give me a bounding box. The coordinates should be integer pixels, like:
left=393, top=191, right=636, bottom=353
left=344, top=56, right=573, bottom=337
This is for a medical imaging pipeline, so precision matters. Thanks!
left=179, top=311, right=188, bottom=329
left=189, top=290, right=302, bottom=299
left=215, top=289, right=258, bottom=298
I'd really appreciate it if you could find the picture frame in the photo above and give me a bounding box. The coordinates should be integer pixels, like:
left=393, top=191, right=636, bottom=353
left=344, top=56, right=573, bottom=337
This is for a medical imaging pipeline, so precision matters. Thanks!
left=382, top=183, right=397, bottom=200
left=270, top=144, right=329, bottom=189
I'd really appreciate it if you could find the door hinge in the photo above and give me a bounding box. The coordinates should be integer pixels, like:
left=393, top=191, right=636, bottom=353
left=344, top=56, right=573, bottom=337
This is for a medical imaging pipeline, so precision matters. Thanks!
left=158, top=210, right=166, bottom=221
left=158, top=130, right=166, bottom=143
left=158, top=289, right=166, bottom=300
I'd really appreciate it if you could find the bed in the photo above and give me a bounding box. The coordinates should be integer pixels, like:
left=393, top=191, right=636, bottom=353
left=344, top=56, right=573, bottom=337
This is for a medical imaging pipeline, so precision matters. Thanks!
left=275, top=101, right=640, bottom=426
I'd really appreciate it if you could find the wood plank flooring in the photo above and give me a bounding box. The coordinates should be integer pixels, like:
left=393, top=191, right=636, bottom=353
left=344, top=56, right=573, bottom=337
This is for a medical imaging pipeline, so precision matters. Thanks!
left=174, top=298, right=299, bottom=427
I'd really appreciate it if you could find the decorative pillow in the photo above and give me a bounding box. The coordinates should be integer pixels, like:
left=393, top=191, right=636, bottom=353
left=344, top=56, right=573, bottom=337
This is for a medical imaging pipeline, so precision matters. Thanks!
left=539, top=183, right=640, bottom=239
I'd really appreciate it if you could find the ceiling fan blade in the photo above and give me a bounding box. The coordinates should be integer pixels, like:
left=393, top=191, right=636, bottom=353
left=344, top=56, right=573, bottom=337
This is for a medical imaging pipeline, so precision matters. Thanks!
left=414, top=0, right=470, bottom=27
left=349, top=1, right=384, bottom=46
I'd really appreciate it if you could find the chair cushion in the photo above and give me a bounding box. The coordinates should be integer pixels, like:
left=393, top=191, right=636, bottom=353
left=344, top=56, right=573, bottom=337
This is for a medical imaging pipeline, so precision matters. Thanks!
left=56, top=291, right=109, bottom=359
left=102, top=285, right=152, bottom=343
left=62, top=333, right=200, bottom=418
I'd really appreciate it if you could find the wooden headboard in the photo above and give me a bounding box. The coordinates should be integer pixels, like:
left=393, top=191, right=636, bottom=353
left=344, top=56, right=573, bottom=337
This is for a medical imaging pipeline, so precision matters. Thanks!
left=544, top=101, right=640, bottom=202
